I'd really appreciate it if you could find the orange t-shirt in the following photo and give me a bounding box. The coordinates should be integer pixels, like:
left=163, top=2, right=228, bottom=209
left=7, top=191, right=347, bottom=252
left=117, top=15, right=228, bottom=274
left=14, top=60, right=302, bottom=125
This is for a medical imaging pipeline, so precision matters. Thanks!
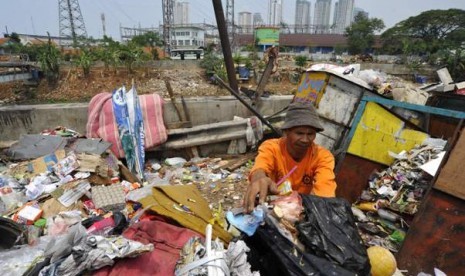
left=249, top=138, right=336, bottom=197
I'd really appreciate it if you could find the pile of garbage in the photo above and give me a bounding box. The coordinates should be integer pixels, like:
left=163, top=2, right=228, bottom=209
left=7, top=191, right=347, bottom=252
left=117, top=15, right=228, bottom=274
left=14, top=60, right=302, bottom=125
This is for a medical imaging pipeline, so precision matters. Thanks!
left=0, top=127, right=259, bottom=276
left=351, top=139, right=447, bottom=252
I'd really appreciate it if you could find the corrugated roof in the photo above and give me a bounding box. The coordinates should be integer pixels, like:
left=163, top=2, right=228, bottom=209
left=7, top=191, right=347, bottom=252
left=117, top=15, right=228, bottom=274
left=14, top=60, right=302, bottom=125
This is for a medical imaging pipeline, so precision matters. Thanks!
left=0, top=37, right=11, bottom=46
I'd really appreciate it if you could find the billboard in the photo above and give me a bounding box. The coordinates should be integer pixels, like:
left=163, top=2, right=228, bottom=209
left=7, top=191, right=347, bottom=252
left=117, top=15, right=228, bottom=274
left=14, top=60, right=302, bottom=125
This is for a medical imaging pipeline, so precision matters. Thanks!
left=255, top=28, right=280, bottom=46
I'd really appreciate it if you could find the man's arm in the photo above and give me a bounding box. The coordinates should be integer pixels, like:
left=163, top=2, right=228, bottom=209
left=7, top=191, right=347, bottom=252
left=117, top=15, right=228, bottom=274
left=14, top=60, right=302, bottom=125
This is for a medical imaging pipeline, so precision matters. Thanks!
left=244, top=169, right=278, bottom=213
left=312, top=149, right=337, bottom=197
left=243, top=140, right=280, bottom=212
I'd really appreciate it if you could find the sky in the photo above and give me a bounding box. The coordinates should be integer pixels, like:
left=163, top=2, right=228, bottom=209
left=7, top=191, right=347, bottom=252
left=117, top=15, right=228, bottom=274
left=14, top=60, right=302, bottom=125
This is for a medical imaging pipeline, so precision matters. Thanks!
left=1, top=0, right=465, bottom=40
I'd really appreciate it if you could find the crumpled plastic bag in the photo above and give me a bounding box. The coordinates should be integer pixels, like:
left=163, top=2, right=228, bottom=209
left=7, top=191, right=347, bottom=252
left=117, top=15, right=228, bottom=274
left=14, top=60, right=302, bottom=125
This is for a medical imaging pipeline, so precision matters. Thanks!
left=358, top=69, right=386, bottom=88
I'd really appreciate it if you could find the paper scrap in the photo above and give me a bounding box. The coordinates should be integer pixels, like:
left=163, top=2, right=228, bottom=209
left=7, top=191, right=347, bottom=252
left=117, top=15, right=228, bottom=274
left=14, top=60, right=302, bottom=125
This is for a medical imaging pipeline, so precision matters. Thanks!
left=420, top=151, right=446, bottom=176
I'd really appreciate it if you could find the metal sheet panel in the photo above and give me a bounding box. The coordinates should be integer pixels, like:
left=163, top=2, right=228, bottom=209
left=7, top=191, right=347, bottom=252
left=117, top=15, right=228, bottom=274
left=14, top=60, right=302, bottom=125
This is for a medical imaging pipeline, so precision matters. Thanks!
left=396, top=190, right=465, bottom=275
left=347, top=102, right=429, bottom=165
left=335, top=154, right=386, bottom=203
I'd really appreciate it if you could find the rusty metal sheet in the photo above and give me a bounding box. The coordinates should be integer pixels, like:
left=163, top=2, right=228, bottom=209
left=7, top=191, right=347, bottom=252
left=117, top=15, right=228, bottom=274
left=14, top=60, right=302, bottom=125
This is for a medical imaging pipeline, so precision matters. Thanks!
left=396, top=189, right=465, bottom=275
left=335, top=154, right=386, bottom=203
left=429, top=115, right=460, bottom=140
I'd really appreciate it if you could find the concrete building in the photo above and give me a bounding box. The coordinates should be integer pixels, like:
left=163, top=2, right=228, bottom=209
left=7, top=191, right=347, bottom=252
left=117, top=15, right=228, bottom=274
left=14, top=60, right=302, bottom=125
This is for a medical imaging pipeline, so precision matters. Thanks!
left=235, top=32, right=349, bottom=53
left=171, top=26, right=205, bottom=49
left=313, top=0, right=332, bottom=34
left=268, top=0, right=283, bottom=26
left=295, top=0, right=312, bottom=34
left=174, top=0, right=189, bottom=25
left=353, top=7, right=369, bottom=21
left=332, top=0, right=354, bottom=34
left=238, top=11, right=253, bottom=34
left=253, top=13, right=265, bottom=27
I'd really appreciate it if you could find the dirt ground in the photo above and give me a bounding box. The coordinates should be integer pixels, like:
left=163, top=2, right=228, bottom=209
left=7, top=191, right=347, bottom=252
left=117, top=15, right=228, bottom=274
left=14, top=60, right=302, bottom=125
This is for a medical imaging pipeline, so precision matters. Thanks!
left=0, top=65, right=297, bottom=104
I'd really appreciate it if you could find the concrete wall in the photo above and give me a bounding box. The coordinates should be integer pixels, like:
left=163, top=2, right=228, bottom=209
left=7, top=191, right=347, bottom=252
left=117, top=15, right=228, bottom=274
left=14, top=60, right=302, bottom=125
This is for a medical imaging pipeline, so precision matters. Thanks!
left=0, top=95, right=293, bottom=142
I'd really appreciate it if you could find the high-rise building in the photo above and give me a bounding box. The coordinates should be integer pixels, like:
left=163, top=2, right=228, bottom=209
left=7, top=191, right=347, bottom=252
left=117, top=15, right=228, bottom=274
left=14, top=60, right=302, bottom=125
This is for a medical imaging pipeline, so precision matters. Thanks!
left=295, top=0, right=311, bottom=33
left=353, top=7, right=369, bottom=21
left=332, top=0, right=354, bottom=34
left=268, top=0, right=283, bottom=26
left=174, top=0, right=189, bottom=25
left=313, top=0, right=332, bottom=34
left=253, top=13, right=265, bottom=26
left=238, top=11, right=253, bottom=34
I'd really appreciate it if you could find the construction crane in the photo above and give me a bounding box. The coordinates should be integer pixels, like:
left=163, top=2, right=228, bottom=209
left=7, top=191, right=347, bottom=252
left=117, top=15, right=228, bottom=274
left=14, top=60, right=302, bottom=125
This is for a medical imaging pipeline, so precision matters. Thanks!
left=58, top=0, right=88, bottom=46
left=162, top=0, right=175, bottom=54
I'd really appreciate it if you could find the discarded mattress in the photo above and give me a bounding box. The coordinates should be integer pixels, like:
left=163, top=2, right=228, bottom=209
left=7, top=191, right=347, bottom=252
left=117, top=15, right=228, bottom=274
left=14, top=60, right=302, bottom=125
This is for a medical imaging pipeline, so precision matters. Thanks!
left=86, top=92, right=167, bottom=158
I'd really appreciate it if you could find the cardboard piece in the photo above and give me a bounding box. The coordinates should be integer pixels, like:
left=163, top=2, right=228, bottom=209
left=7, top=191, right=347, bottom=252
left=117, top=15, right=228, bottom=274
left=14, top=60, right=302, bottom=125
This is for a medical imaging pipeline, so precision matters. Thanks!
left=17, top=205, right=43, bottom=223
left=26, top=150, right=66, bottom=175
left=68, top=138, right=112, bottom=155
left=41, top=198, right=85, bottom=218
left=57, top=181, right=91, bottom=207
left=53, top=152, right=79, bottom=179
left=436, top=67, right=454, bottom=85
left=6, top=135, right=67, bottom=160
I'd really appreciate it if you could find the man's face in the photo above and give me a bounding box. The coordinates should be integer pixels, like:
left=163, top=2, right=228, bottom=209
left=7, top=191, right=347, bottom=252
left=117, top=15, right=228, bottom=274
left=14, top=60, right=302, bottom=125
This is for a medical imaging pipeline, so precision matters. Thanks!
left=284, top=126, right=317, bottom=152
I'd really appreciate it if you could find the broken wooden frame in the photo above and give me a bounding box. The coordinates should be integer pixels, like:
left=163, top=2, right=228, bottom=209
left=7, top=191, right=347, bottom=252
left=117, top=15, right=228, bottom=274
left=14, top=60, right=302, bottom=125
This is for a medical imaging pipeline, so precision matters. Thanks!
left=335, top=95, right=465, bottom=174
left=335, top=95, right=465, bottom=275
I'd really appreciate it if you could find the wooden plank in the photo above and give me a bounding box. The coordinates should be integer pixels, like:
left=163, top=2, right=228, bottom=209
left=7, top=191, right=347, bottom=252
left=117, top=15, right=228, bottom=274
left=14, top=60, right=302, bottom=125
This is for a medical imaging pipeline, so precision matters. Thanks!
left=434, top=129, right=465, bottom=200
left=164, top=79, right=184, bottom=122
left=219, top=152, right=256, bottom=171
left=157, top=130, right=246, bottom=149
left=167, top=118, right=249, bottom=135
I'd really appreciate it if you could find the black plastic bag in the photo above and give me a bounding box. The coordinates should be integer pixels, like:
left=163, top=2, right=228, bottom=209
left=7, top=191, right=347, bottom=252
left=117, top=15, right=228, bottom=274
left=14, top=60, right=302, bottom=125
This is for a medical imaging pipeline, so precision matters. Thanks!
left=296, top=195, right=370, bottom=275
left=245, top=216, right=356, bottom=276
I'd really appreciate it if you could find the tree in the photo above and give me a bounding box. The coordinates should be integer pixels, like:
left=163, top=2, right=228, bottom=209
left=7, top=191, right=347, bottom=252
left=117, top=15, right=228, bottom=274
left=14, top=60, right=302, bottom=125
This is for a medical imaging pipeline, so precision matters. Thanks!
left=345, top=14, right=384, bottom=55
left=74, top=48, right=94, bottom=77
left=119, top=42, right=147, bottom=74
left=381, top=9, right=465, bottom=55
left=5, top=32, right=21, bottom=43
left=38, top=33, right=61, bottom=83
left=294, top=55, right=307, bottom=69
left=95, top=36, right=122, bottom=72
left=131, top=31, right=163, bottom=60
left=381, top=9, right=465, bottom=79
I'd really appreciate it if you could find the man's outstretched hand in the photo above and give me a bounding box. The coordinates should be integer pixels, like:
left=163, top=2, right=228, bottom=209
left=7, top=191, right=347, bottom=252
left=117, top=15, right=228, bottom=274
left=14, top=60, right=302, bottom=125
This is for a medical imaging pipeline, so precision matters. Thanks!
left=244, top=170, right=278, bottom=213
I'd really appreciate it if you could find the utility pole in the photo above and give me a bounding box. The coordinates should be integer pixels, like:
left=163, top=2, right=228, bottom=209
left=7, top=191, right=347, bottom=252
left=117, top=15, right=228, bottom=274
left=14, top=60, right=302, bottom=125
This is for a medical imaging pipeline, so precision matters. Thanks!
left=58, top=0, right=87, bottom=46
left=212, top=0, right=238, bottom=93
left=225, top=0, right=235, bottom=49
left=162, top=0, right=174, bottom=55
left=101, top=13, right=106, bottom=38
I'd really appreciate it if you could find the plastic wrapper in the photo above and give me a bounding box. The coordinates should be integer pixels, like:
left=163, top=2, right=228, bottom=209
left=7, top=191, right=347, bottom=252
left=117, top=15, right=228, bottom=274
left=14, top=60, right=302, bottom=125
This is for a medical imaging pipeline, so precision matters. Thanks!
left=226, top=205, right=265, bottom=236
left=0, top=235, right=52, bottom=276
left=270, top=191, right=303, bottom=223
left=358, top=69, right=386, bottom=88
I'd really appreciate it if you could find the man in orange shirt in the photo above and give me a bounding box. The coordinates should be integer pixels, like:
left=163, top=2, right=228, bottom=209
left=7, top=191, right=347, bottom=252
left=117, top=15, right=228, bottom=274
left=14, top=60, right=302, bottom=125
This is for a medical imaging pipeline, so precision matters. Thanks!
left=244, top=101, right=337, bottom=213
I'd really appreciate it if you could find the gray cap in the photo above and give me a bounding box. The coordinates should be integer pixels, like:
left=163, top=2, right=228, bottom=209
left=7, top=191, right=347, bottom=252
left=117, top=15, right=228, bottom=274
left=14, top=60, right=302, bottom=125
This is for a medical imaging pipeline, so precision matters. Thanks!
left=281, top=101, right=324, bottom=132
